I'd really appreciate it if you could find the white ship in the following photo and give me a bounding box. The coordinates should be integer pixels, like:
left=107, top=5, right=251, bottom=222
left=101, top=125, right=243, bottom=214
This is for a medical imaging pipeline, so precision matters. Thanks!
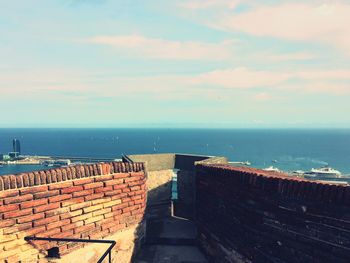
left=305, top=166, right=342, bottom=178
left=263, top=166, right=281, bottom=172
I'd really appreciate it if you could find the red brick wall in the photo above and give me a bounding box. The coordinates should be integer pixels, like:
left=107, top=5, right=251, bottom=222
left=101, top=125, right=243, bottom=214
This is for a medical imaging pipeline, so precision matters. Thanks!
left=196, top=164, right=350, bottom=263
left=0, top=162, right=146, bottom=263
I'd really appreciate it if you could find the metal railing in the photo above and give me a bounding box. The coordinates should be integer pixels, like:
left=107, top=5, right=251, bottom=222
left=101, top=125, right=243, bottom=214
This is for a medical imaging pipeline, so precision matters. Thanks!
left=24, top=236, right=116, bottom=263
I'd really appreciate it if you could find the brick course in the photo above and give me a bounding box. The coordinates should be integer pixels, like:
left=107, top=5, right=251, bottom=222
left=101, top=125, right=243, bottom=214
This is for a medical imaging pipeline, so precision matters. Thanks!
left=0, top=161, right=146, bottom=262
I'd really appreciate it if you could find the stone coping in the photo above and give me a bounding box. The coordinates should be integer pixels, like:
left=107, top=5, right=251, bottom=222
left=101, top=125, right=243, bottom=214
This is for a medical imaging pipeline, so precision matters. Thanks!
left=0, top=162, right=145, bottom=191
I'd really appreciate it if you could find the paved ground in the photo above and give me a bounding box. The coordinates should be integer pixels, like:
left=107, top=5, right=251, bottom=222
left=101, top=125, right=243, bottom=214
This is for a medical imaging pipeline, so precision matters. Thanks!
left=134, top=216, right=208, bottom=263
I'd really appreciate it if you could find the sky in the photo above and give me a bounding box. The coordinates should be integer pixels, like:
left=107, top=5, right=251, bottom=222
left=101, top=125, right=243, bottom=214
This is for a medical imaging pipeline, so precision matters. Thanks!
left=0, top=0, right=350, bottom=128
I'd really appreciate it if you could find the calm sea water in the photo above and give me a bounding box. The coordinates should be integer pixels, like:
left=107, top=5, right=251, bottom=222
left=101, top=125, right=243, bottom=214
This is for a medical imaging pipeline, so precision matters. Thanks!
left=0, top=128, right=350, bottom=175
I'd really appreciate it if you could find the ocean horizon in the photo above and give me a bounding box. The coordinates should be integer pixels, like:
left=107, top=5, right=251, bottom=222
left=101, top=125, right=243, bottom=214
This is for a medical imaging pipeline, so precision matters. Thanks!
left=1, top=128, right=350, bottom=175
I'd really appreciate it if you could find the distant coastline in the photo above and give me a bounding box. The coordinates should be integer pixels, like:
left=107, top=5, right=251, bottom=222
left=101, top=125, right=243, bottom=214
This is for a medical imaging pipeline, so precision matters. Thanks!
left=1, top=128, right=350, bottom=175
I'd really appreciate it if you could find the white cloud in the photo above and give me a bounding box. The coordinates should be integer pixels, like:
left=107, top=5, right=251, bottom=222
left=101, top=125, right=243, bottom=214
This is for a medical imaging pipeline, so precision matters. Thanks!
left=190, top=67, right=350, bottom=95
left=179, top=0, right=241, bottom=9
left=267, top=52, right=315, bottom=61
left=212, top=3, right=350, bottom=54
left=86, top=35, right=235, bottom=60
left=191, top=67, right=291, bottom=88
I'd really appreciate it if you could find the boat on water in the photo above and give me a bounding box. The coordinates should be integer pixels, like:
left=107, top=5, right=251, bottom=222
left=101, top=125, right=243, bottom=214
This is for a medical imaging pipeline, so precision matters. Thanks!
left=304, top=166, right=342, bottom=178
left=41, top=159, right=71, bottom=167
left=292, top=170, right=305, bottom=175
left=263, top=166, right=281, bottom=172
left=228, top=161, right=251, bottom=166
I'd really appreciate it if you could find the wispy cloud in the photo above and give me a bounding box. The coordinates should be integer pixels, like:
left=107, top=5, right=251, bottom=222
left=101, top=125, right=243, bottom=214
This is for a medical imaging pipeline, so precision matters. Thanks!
left=85, top=35, right=236, bottom=60
left=190, top=67, right=350, bottom=95
left=178, top=0, right=241, bottom=10
left=207, top=3, right=350, bottom=55
left=191, top=67, right=290, bottom=88
left=266, top=52, right=315, bottom=61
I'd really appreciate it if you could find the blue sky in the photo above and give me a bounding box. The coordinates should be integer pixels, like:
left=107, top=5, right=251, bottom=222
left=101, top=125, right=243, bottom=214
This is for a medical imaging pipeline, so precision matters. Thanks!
left=0, top=0, right=350, bottom=128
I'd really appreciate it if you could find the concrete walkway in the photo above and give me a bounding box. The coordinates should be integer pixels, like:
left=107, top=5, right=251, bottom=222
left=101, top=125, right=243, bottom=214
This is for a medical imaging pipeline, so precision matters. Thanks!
left=134, top=216, right=207, bottom=263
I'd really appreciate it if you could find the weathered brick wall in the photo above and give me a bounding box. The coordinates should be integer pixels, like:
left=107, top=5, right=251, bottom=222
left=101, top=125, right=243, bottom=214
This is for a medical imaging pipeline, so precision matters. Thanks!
left=0, top=162, right=146, bottom=263
left=196, top=164, right=350, bottom=263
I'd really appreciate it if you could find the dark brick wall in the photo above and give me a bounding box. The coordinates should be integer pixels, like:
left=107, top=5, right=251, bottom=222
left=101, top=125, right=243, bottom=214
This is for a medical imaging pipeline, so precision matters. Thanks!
left=195, top=164, right=350, bottom=263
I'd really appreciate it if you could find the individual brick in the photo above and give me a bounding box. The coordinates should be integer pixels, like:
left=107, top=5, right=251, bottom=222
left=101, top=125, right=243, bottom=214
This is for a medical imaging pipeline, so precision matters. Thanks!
left=105, top=179, right=124, bottom=186
left=73, top=178, right=94, bottom=186
left=17, top=213, right=45, bottom=224
left=60, top=209, right=83, bottom=220
left=44, top=227, right=61, bottom=237
left=95, top=174, right=113, bottom=182
left=104, top=189, right=122, bottom=197
left=84, top=215, right=104, bottom=225
left=33, top=202, right=60, bottom=213
left=70, top=166, right=77, bottom=179
left=94, top=186, right=113, bottom=193
left=28, top=173, right=35, bottom=186
left=45, top=206, right=69, bottom=217
left=0, top=219, right=16, bottom=228
left=74, top=223, right=95, bottom=234
left=61, top=221, right=83, bottom=232
left=48, top=181, right=73, bottom=190
left=20, top=185, right=48, bottom=195
left=49, top=194, right=72, bottom=203
left=46, top=219, right=70, bottom=230
left=39, top=171, right=47, bottom=184
left=0, top=189, right=19, bottom=199
left=56, top=169, right=63, bottom=182
left=83, top=204, right=104, bottom=213
left=20, top=199, right=47, bottom=209
left=113, top=173, right=130, bottom=179
left=92, top=207, right=111, bottom=217
left=92, top=164, right=98, bottom=176
left=0, top=176, right=4, bottom=191
left=84, top=166, right=91, bottom=177
left=3, top=222, right=32, bottom=234
left=66, top=167, right=72, bottom=180
left=54, top=230, right=74, bottom=239
left=84, top=193, right=104, bottom=201
left=84, top=182, right=103, bottom=190
left=33, top=215, right=59, bottom=227
left=33, top=172, right=41, bottom=185
left=61, top=168, right=68, bottom=181
left=71, top=213, right=92, bottom=223
left=61, top=186, right=83, bottom=194
left=15, top=175, right=24, bottom=188
left=61, top=197, right=85, bottom=208
left=3, top=208, right=32, bottom=219
left=2, top=176, right=13, bottom=190
left=113, top=183, right=128, bottom=190
left=0, top=203, right=19, bottom=213
left=103, top=199, right=122, bottom=208
left=50, top=169, right=57, bottom=183
left=79, top=165, right=86, bottom=178
left=4, top=194, right=33, bottom=204
left=34, top=190, right=59, bottom=199
left=45, top=170, right=52, bottom=184
left=72, top=189, right=94, bottom=197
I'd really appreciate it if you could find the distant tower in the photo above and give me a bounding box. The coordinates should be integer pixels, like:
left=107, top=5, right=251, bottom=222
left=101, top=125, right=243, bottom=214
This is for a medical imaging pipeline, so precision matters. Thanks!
left=13, top=139, right=21, bottom=155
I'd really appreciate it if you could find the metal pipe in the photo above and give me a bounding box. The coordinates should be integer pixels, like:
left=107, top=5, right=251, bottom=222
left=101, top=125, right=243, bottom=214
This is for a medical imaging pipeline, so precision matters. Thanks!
left=25, top=236, right=116, bottom=262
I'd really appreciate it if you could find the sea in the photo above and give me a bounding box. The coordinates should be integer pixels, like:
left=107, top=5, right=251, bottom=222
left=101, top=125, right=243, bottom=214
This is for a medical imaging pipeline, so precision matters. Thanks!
left=1, top=128, right=350, bottom=176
